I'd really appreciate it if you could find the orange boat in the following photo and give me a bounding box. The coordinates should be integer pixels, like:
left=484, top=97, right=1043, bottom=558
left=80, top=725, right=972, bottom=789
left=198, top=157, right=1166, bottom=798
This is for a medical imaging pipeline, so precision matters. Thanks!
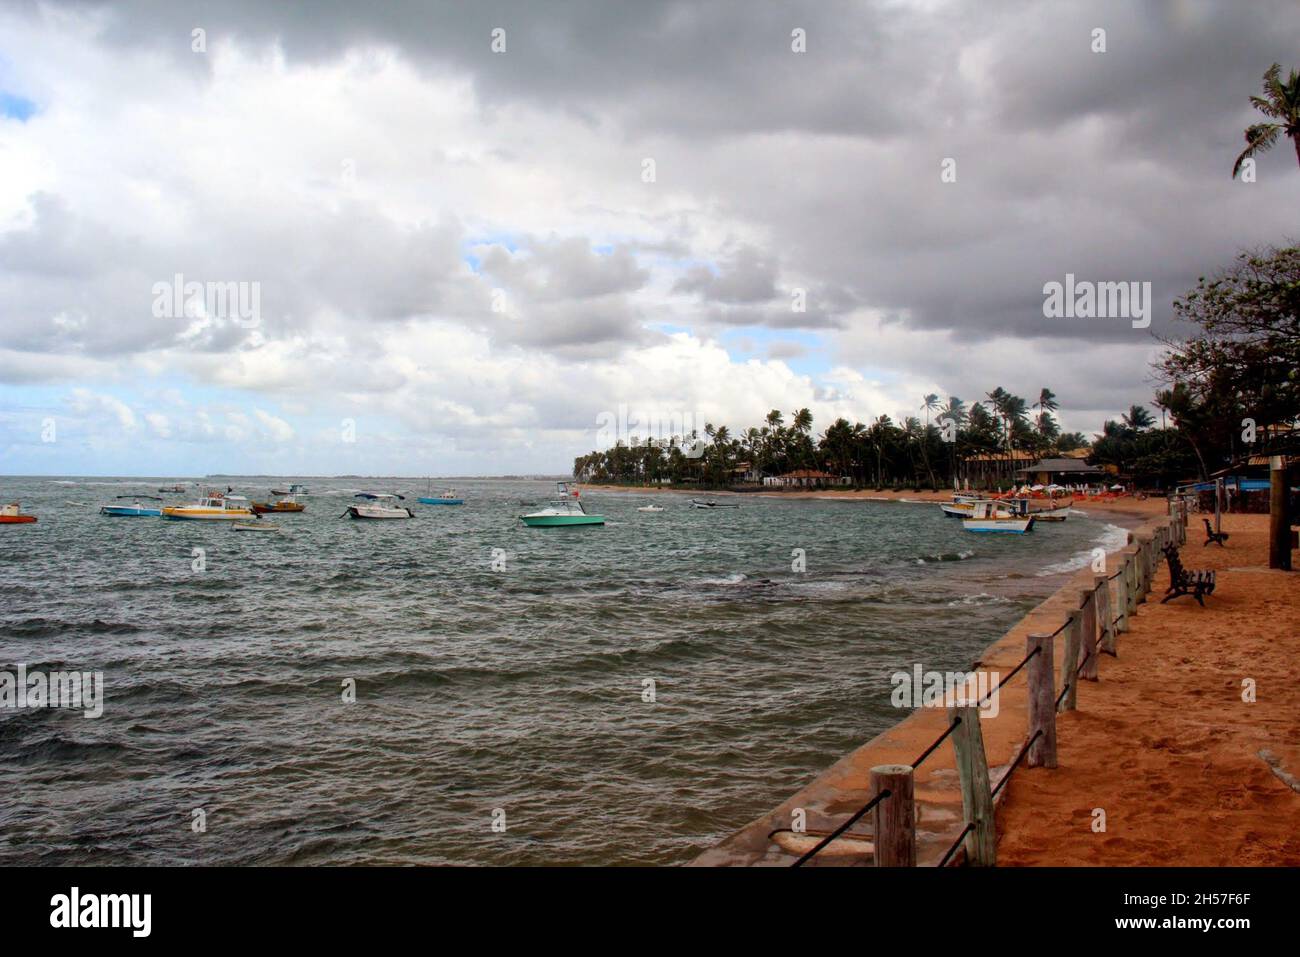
left=0, top=502, right=37, bottom=524
left=252, top=500, right=305, bottom=514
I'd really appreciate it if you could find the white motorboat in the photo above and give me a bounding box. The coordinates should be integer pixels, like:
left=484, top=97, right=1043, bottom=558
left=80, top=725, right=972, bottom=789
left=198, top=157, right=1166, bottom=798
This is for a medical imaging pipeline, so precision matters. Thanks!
left=520, top=484, right=604, bottom=527
left=636, top=505, right=665, bottom=512
left=345, top=492, right=414, bottom=520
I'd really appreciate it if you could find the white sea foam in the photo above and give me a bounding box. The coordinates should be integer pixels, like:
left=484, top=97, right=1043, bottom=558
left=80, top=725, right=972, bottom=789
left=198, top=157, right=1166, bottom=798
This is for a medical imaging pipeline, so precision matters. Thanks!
left=1035, top=522, right=1130, bottom=576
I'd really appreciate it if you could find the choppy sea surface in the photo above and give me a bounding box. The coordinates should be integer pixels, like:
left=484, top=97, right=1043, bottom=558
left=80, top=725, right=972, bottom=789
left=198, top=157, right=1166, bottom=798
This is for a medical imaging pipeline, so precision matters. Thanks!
left=0, top=477, right=1128, bottom=865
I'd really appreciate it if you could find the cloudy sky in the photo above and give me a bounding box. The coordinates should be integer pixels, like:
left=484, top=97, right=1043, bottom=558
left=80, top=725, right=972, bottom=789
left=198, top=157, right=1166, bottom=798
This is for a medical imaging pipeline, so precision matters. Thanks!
left=1, top=0, right=1297, bottom=476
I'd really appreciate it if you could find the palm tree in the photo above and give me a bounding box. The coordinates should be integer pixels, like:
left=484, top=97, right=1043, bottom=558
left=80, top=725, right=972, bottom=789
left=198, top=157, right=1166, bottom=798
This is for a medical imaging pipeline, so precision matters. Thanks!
left=920, top=393, right=940, bottom=427
left=1232, top=63, right=1300, bottom=178
left=1122, top=405, right=1154, bottom=431
left=791, top=408, right=813, bottom=434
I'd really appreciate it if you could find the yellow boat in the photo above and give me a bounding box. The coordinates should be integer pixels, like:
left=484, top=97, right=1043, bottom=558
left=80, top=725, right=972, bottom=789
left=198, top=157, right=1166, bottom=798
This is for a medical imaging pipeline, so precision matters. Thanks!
left=161, top=492, right=256, bottom=521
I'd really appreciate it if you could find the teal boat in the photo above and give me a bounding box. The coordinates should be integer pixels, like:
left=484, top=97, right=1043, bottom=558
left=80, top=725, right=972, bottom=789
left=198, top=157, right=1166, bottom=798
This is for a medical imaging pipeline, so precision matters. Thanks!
left=100, top=495, right=164, bottom=517
left=520, top=483, right=603, bottom=527
left=418, top=483, right=463, bottom=505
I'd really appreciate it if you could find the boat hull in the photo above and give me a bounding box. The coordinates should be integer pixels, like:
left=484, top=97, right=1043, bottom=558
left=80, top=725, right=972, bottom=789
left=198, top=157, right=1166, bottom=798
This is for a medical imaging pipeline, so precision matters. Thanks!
left=161, top=508, right=255, bottom=520
left=417, top=498, right=463, bottom=505
left=251, top=502, right=305, bottom=514
left=963, top=517, right=1035, bottom=533
left=0, top=516, right=36, bottom=524
left=347, top=505, right=414, bottom=519
left=520, top=514, right=604, bottom=527
left=100, top=506, right=162, bottom=517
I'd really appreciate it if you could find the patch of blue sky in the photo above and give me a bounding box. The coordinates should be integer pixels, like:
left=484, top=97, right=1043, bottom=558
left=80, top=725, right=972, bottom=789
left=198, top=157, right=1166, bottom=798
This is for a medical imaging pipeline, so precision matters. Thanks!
left=461, top=232, right=523, bottom=273
left=721, top=327, right=827, bottom=375
left=0, top=91, right=36, bottom=121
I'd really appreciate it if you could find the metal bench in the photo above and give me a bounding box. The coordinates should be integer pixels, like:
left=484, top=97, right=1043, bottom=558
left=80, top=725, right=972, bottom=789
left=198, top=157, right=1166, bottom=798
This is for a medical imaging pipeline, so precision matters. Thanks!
left=1162, top=544, right=1216, bottom=606
left=1202, top=518, right=1229, bottom=547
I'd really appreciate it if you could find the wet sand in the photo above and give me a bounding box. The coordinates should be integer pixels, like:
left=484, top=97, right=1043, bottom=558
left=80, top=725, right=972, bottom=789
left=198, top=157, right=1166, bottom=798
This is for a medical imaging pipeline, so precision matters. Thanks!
left=996, top=512, right=1300, bottom=865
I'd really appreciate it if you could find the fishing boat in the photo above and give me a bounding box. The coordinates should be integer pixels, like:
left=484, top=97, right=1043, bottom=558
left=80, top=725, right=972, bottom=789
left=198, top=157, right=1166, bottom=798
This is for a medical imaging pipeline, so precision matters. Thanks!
left=157, top=483, right=188, bottom=493
left=520, top=483, right=604, bottom=527
left=269, top=484, right=309, bottom=497
left=418, top=482, right=464, bottom=505
left=0, top=502, right=36, bottom=525
left=1028, top=501, right=1073, bottom=522
left=100, top=495, right=164, bottom=517
left=161, top=492, right=256, bottom=521
left=232, top=521, right=282, bottom=533
left=345, top=492, right=414, bottom=520
left=251, top=491, right=306, bottom=514
left=962, top=500, right=1034, bottom=534
left=690, top=499, right=739, bottom=509
left=636, top=504, right=665, bottom=512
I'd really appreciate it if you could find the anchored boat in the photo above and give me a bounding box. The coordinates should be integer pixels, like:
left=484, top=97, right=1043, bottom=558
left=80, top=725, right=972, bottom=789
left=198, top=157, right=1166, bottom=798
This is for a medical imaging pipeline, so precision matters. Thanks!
left=100, top=495, right=164, bottom=517
left=251, top=490, right=306, bottom=514
left=690, top=499, right=739, bottom=509
left=0, top=502, right=36, bottom=525
left=637, top=504, right=664, bottom=512
left=345, top=492, right=414, bottom=520
left=418, top=482, right=464, bottom=505
left=521, top=483, right=604, bottom=527
left=161, top=492, right=256, bottom=521
left=962, top=500, right=1034, bottom=534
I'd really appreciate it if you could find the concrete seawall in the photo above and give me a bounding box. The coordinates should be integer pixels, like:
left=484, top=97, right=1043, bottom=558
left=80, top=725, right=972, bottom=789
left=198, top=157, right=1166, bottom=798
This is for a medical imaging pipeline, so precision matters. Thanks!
left=691, top=513, right=1163, bottom=867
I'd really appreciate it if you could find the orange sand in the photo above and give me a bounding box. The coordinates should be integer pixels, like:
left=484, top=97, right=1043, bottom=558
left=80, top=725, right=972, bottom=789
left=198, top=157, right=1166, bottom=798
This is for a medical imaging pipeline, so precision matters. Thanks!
left=996, top=513, right=1300, bottom=866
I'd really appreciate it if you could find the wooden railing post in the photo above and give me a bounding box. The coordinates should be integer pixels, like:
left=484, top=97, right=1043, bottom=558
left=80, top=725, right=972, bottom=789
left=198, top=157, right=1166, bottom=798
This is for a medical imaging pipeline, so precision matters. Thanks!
left=1078, top=587, right=1099, bottom=681
left=1095, top=574, right=1115, bottom=656
left=1116, top=557, right=1131, bottom=633
left=948, top=704, right=995, bottom=866
left=1059, top=610, right=1081, bottom=712
left=870, top=765, right=916, bottom=867
left=1135, top=534, right=1150, bottom=603
left=1025, top=634, right=1057, bottom=768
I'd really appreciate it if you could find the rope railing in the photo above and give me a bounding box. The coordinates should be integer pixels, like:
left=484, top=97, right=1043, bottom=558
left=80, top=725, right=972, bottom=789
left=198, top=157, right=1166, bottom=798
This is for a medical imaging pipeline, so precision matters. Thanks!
left=793, top=512, right=1183, bottom=868
left=790, top=788, right=891, bottom=867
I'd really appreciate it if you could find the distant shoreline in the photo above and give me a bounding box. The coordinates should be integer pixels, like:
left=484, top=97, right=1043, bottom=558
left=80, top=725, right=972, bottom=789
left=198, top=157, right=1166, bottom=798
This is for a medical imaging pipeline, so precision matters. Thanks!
left=580, top=483, right=1166, bottom=523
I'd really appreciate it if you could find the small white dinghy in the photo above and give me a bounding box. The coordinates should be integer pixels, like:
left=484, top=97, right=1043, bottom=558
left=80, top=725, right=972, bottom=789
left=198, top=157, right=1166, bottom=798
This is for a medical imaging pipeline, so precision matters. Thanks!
left=637, top=505, right=665, bottom=512
left=232, top=521, right=283, bottom=533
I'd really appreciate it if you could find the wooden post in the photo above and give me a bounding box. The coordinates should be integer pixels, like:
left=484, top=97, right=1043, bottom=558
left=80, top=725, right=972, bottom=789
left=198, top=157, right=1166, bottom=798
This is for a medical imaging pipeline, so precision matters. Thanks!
left=948, top=704, right=995, bottom=866
left=1078, top=587, right=1099, bottom=681
left=1095, top=574, right=1115, bottom=656
left=1025, top=633, right=1057, bottom=768
left=1059, top=610, right=1081, bottom=712
left=1269, top=455, right=1291, bottom=571
left=1215, top=477, right=1223, bottom=536
left=1115, top=557, right=1130, bottom=634
left=870, top=765, right=916, bottom=867
left=1136, top=535, right=1150, bottom=603
left=1125, top=551, right=1139, bottom=616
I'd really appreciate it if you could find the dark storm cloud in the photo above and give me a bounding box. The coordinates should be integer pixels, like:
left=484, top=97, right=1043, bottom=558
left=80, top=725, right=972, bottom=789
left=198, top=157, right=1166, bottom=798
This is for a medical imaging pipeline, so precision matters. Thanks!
left=9, top=0, right=1300, bottom=356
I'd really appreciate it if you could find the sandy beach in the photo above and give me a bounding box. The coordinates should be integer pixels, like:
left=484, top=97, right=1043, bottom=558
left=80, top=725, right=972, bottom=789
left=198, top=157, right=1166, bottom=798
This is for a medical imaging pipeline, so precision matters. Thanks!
left=692, top=503, right=1300, bottom=867
left=996, top=512, right=1300, bottom=865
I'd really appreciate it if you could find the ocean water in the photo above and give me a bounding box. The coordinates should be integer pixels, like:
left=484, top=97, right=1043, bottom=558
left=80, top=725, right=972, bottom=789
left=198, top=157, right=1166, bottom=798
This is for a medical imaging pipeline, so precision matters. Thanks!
left=0, top=477, right=1126, bottom=865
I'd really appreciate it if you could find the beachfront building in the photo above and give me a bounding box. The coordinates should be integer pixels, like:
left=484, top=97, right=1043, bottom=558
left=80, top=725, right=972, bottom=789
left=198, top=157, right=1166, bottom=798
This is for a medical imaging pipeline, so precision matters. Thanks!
left=1013, top=457, right=1106, bottom=488
left=763, top=468, right=851, bottom=489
